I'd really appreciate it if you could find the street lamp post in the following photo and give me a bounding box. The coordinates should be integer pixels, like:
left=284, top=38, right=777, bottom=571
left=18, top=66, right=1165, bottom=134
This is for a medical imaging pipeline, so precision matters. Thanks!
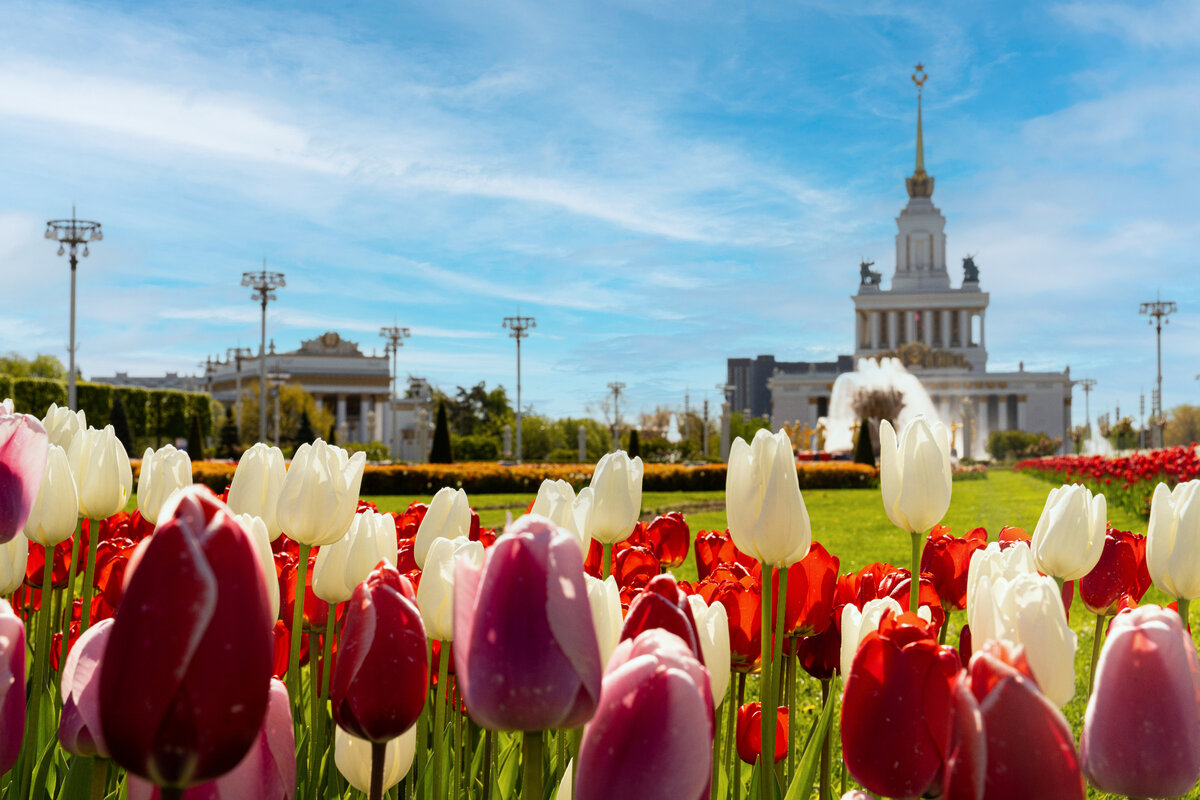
left=45, top=209, right=102, bottom=411
left=1140, top=295, right=1177, bottom=449
left=607, top=381, right=625, bottom=452
left=1078, top=378, right=1097, bottom=445
left=226, top=346, right=252, bottom=437
left=241, top=262, right=285, bottom=444
left=379, top=325, right=411, bottom=461
left=502, top=314, right=536, bottom=462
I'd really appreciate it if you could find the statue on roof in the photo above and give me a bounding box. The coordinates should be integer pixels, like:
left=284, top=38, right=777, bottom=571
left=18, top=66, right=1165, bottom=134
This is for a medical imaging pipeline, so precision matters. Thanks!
left=963, top=255, right=979, bottom=283
left=859, top=259, right=882, bottom=286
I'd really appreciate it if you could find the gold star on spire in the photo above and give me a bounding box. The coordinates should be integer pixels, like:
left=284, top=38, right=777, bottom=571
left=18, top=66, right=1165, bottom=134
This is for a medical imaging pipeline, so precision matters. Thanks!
left=906, top=64, right=934, bottom=198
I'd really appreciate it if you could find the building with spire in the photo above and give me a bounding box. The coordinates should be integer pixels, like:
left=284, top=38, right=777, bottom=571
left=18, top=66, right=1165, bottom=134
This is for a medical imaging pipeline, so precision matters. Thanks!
left=730, top=67, right=1073, bottom=456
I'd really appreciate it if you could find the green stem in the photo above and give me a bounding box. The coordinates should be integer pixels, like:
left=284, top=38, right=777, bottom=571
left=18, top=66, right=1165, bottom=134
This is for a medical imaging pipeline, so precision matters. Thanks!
left=369, top=740, right=386, bottom=800
left=61, top=522, right=82, bottom=664
left=1053, top=575, right=1065, bottom=597
left=453, top=681, right=463, bottom=800
left=308, top=625, right=321, bottom=790
left=819, top=680, right=832, bottom=800
left=80, top=519, right=101, bottom=634
left=432, top=639, right=450, bottom=799
left=602, top=543, right=613, bottom=580
left=1088, top=613, right=1105, bottom=697
left=522, top=731, right=543, bottom=800
left=287, top=542, right=312, bottom=716
left=50, top=587, right=62, bottom=678
left=21, top=555, right=56, bottom=800
left=732, top=674, right=745, bottom=800
left=486, top=730, right=496, bottom=800
left=909, top=531, right=923, bottom=615
left=711, top=693, right=723, bottom=800
left=785, top=648, right=796, bottom=786
left=316, top=608, right=336, bottom=784
left=1178, top=597, right=1191, bottom=628
left=770, top=566, right=787, bottom=793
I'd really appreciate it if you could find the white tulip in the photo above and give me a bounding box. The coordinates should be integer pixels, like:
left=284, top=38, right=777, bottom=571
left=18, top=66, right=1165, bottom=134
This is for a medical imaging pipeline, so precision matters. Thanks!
left=0, top=399, right=12, bottom=415
left=23, top=445, right=79, bottom=546
left=586, top=574, right=623, bottom=669
left=226, top=443, right=287, bottom=540
left=687, top=593, right=732, bottom=706
left=1031, top=484, right=1106, bottom=581
left=416, top=535, right=484, bottom=641
left=1147, top=481, right=1200, bottom=600
left=233, top=513, right=281, bottom=621
left=530, top=479, right=593, bottom=555
left=334, top=724, right=415, bottom=793
left=136, top=444, right=193, bottom=525
left=879, top=416, right=953, bottom=534
left=0, top=533, right=28, bottom=594
left=414, top=487, right=471, bottom=569
left=556, top=758, right=574, bottom=800
left=969, top=573, right=1077, bottom=706
left=41, top=403, right=86, bottom=450
left=840, top=597, right=933, bottom=680
left=314, top=510, right=400, bottom=606
left=67, top=426, right=133, bottom=519
left=726, top=429, right=811, bottom=568
left=586, top=451, right=643, bottom=545
left=965, top=541, right=1038, bottom=623
left=275, top=440, right=366, bottom=547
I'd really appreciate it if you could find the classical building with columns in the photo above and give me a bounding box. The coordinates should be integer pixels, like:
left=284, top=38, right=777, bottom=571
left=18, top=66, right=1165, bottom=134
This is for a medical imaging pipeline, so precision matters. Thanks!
left=733, top=78, right=1072, bottom=456
left=209, top=331, right=432, bottom=461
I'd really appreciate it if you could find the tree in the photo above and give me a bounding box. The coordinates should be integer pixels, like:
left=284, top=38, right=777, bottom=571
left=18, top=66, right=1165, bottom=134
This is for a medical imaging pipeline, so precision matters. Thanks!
left=430, top=401, right=453, bottom=463
left=295, top=409, right=316, bottom=446
left=853, top=418, right=875, bottom=466
left=237, top=383, right=335, bottom=447
left=218, top=407, right=240, bottom=459
left=188, top=414, right=206, bottom=460
left=627, top=429, right=641, bottom=459
left=109, top=390, right=134, bottom=456
left=0, top=352, right=67, bottom=380
left=1165, top=405, right=1200, bottom=447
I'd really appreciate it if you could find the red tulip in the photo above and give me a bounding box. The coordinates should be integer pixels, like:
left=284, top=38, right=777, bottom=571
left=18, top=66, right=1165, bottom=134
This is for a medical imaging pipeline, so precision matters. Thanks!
left=0, top=410, right=48, bottom=543
left=693, top=565, right=760, bottom=671
left=620, top=573, right=705, bottom=662
left=841, top=612, right=965, bottom=798
left=331, top=560, right=427, bottom=742
left=878, top=569, right=945, bottom=632
left=613, top=544, right=660, bottom=591
left=59, top=619, right=112, bottom=757
left=997, top=525, right=1030, bottom=547
left=395, top=502, right=427, bottom=541
left=575, top=629, right=713, bottom=800
left=100, top=486, right=274, bottom=789
left=0, top=600, right=25, bottom=774
left=25, top=537, right=73, bottom=591
left=780, top=541, right=839, bottom=636
left=454, top=516, right=601, bottom=731
left=1082, top=605, right=1200, bottom=797
left=277, top=551, right=330, bottom=630
left=966, top=642, right=1085, bottom=799
left=93, top=537, right=138, bottom=612
left=643, top=512, right=690, bottom=567
left=921, top=527, right=987, bottom=611
left=694, top=529, right=756, bottom=581
left=793, top=622, right=841, bottom=680
left=1078, top=528, right=1150, bottom=616
left=736, top=702, right=787, bottom=764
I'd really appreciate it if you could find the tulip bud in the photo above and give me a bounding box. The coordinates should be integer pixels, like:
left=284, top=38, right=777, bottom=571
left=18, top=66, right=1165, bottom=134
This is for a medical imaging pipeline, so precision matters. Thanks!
left=575, top=630, right=713, bottom=800
left=233, top=514, right=282, bottom=621
left=0, top=600, right=26, bottom=774
left=42, top=403, right=86, bottom=449
left=275, top=440, right=365, bottom=547
left=416, top=535, right=484, bottom=641
left=59, top=619, right=111, bottom=757
left=1147, top=480, right=1200, bottom=600
left=1031, top=484, right=1106, bottom=581
left=644, top=512, right=690, bottom=568
left=100, top=486, right=274, bottom=788
left=878, top=416, right=952, bottom=534
left=0, top=410, right=49, bottom=542
left=23, top=444, right=79, bottom=547
left=1082, top=605, right=1200, bottom=797
left=137, top=444, right=193, bottom=525
left=965, top=541, right=1037, bottom=622
left=414, top=487, right=471, bottom=568
left=334, top=725, right=416, bottom=794
left=586, top=451, right=643, bottom=545
left=226, top=444, right=287, bottom=540
left=736, top=702, right=787, bottom=764
left=530, top=479, right=593, bottom=555
left=0, top=533, right=28, bottom=595
left=332, top=561, right=428, bottom=741
left=686, top=594, right=731, bottom=706
left=68, top=425, right=133, bottom=520
left=314, top=509, right=400, bottom=606
left=586, top=574, right=622, bottom=669
left=726, top=429, right=811, bottom=568
left=454, top=515, right=601, bottom=731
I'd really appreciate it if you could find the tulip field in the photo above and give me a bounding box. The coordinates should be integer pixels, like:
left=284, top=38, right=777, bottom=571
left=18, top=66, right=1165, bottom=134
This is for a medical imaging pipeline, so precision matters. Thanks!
left=5, top=404, right=1200, bottom=800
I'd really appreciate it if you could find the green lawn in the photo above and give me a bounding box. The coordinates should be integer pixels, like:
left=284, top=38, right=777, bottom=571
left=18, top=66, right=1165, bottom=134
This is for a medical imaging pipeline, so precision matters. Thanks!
left=369, top=470, right=1191, bottom=799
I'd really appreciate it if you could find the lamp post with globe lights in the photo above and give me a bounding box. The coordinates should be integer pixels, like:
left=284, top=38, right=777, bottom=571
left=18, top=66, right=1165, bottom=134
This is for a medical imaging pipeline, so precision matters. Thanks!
left=45, top=208, right=102, bottom=411
left=1139, top=294, right=1177, bottom=449
left=379, top=325, right=411, bottom=460
left=241, top=262, right=285, bottom=443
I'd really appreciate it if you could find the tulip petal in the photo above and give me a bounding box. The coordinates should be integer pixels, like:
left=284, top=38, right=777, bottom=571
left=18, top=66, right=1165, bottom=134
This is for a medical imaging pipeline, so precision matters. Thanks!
left=546, top=533, right=602, bottom=728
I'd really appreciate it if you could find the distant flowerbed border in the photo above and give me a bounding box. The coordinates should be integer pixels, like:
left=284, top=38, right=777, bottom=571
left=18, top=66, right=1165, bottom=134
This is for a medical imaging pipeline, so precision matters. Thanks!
left=168, top=459, right=881, bottom=495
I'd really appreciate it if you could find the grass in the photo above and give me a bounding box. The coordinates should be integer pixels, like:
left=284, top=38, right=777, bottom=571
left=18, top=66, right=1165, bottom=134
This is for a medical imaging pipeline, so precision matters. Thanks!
left=368, top=469, right=1194, bottom=799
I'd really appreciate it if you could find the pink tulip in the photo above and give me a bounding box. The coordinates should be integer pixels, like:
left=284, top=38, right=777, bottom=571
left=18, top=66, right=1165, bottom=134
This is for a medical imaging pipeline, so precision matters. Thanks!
left=59, top=619, right=112, bottom=757
left=0, top=411, right=48, bottom=543
left=1082, top=605, right=1200, bottom=797
left=0, top=600, right=25, bottom=774
left=127, top=679, right=295, bottom=800
left=574, top=629, right=713, bottom=800
left=454, top=515, right=601, bottom=731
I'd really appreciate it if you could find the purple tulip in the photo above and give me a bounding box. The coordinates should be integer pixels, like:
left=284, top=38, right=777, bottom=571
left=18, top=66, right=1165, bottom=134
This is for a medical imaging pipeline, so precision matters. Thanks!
left=59, top=619, right=112, bottom=757
left=127, top=679, right=295, bottom=800
left=454, top=515, right=601, bottom=731
left=0, top=600, right=25, bottom=774
left=1082, top=605, right=1200, bottom=797
left=0, top=411, right=48, bottom=543
left=575, top=629, right=714, bottom=800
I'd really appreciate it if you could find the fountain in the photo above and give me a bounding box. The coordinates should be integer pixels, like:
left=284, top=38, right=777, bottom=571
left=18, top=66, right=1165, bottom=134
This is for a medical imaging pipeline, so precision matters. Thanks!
left=820, top=357, right=944, bottom=453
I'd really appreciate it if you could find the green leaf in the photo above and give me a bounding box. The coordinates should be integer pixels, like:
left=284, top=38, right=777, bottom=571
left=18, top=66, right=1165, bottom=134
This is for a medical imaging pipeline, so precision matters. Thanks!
left=784, top=677, right=839, bottom=800
left=496, top=734, right=520, bottom=800
left=57, top=754, right=95, bottom=800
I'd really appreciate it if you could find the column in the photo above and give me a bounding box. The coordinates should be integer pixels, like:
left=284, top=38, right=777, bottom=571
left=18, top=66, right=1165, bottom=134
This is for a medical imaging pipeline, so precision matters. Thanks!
left=905, top=310, right=915, bottom=344
left=959, top=310, right=969, bottom=347
left=887, top=311, right=898, bottom=349
left=360, top=394, right=371, bottom=442
left=922, top=310, right=933, bottom=346
left=374, top=394, right=385, bottom=442
left=336, top=394, right=347, bottom=436
left=1018, top=395, right=1028, bottom=431
left=869, top=312, right=880, bottom=350
left=979, top=311, right=986, bottom=351
left=941, top=310, right=951, bottom=349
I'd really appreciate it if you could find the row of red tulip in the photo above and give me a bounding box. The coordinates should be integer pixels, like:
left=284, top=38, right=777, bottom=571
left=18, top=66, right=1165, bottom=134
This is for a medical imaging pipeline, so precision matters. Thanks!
left=1017, top=444, right=1200, bottom=516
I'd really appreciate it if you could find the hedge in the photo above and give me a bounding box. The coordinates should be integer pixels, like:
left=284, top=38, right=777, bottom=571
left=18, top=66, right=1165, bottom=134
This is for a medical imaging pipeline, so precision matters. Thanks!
left=184, top=460, right=879, bottom=495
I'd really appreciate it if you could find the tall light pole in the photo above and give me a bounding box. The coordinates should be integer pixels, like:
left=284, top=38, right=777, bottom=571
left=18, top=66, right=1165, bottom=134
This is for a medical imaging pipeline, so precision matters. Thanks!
left=226, top=346, right=252, bottom=437
left=608, top=381, right=626, bottom=451
left=1078, top=378, right=1097, bottom=441
left=242, top=262, right=285, bottom=444
left=503, top=314, right=536, bottom=462
left=380, top=325, right=411, bottom=461
left=1140, top=294, right=1177, bottom=448
left=45, top=208, right=102, bottom=411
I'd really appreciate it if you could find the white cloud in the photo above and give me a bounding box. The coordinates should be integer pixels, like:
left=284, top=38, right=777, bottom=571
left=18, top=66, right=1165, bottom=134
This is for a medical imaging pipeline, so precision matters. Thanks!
left=1054, top=0, right=1200, bottom=48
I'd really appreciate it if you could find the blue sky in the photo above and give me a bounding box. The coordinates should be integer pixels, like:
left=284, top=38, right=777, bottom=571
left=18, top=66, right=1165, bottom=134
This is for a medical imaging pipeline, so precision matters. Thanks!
left=1, top=0, right=1197, bottom=426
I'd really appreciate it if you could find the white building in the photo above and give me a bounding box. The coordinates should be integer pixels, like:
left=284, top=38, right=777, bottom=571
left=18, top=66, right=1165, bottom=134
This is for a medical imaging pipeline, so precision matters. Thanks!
left=763, top=85, right=1072, bottom=456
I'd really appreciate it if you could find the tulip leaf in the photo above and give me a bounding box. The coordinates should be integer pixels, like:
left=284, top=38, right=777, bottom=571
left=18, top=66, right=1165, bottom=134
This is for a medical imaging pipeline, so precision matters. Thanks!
left=784, top=677, right=839, bottom=800
left=30, top=731, right=57, bottom=800
left=497, top=734, right=521, bottom=800
left=57, top=754, right=95, bottom=800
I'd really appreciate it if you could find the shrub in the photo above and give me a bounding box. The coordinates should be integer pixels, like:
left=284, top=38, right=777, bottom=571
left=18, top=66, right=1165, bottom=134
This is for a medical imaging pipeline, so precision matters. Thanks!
left=429, top=402, right=453, bottom=463
left=988, top=430, right=1059, bottom=461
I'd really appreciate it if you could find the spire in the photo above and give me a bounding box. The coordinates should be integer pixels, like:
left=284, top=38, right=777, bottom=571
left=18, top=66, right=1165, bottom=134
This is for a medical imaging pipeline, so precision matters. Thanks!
left=906, top=64, right=934, bottom=199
